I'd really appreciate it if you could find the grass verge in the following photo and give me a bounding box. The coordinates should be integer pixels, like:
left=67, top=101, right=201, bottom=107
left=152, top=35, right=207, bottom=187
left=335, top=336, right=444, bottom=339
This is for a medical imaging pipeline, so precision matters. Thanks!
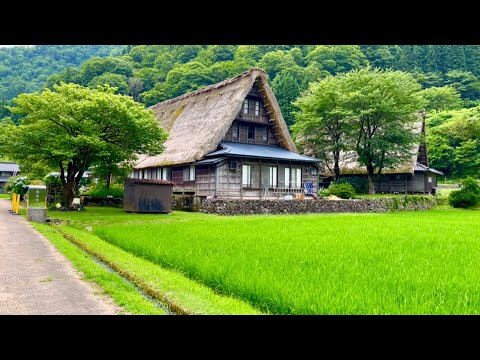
left=47, top=224, right=260, bottom=315
left=31, top=223, right=167, bottom=315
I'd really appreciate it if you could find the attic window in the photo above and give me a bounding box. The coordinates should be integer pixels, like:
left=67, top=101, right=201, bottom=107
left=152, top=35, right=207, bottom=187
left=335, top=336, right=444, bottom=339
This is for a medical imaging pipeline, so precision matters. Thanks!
left=255, top=101, right=260, bottom=116
left=243, top=99, right=249, bottom=114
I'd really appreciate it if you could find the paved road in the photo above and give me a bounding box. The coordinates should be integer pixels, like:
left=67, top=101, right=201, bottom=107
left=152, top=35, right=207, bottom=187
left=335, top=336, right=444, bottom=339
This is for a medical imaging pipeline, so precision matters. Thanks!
left=0, top=199, right=119, bottom=315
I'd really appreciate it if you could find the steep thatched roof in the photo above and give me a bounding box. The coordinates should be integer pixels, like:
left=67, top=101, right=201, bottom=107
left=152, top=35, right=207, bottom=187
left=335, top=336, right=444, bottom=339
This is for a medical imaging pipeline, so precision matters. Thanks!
left=135, top=68, right=296, bottom=169
left=323, top=121, right=425, bottom=176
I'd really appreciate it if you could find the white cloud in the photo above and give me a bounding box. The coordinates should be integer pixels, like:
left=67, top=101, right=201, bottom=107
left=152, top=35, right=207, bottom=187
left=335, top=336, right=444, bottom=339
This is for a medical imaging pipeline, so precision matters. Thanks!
left=0, top=45, right=34, bottom=48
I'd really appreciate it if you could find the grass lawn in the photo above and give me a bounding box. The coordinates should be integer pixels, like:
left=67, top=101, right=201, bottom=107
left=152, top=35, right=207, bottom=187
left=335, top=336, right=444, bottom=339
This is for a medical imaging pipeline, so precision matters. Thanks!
left=51, top=206, right=480, bottom=314
left=0, top=194, right=10, bottom=199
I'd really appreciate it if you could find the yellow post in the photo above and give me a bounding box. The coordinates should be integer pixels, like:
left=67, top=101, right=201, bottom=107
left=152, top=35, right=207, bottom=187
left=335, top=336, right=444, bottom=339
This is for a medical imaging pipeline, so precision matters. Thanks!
left=15, top=194, right=20, bottom=214
left=11, top=193, right=15, bottom=211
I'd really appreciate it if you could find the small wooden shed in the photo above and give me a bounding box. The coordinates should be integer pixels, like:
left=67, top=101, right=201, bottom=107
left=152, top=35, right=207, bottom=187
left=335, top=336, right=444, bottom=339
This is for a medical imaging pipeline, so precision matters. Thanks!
left=124, top=178, right=174, bottom=213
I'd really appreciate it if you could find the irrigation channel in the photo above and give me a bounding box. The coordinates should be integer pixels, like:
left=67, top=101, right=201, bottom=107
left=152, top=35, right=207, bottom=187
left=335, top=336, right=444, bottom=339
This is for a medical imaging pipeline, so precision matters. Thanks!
left=51, top=225, right=186, bottom=315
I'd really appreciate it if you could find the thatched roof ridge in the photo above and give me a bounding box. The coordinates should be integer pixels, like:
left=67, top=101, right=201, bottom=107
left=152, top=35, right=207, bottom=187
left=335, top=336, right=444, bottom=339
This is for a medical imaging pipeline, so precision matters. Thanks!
left=135, top=68, right=296, bottom=169
left=323, top=121, right=424, bottom=176
left=152, top=68, right=267, bottom=109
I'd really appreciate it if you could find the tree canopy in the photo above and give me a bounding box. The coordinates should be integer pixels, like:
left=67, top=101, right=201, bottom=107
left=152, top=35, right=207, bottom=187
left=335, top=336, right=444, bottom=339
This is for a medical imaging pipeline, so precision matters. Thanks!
left=0, top=83, right=166, bottom=206
left=294, top=68, right=426, bottom=193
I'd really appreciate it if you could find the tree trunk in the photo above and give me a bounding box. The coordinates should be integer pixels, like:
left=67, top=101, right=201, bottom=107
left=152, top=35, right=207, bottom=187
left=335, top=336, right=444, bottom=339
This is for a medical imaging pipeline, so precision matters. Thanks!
left=333, top=163, right=340, bottom=183
left=368, top=176, right=375, bottom=195
left=367, top=165, right=376, bottom=195
left=62, top=181, right=75, bottom=208
left=106, top=174, right=111, bottom=190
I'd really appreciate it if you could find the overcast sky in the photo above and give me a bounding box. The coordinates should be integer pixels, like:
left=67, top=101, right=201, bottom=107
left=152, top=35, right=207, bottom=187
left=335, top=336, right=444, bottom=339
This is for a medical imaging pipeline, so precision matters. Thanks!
left=0, top=45, right=33, bottom=48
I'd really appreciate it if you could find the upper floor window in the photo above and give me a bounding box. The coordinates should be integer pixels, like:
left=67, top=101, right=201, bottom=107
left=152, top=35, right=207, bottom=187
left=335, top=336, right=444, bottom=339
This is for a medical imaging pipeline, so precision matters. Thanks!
left=255, top=101, right=260, bottom=116
left=243, top=99, right=249, bottom=114
left=262, top=127, right=268, bottom=142
left=248, top=125, right=255, bottom=140
left=232, top=121, right=239, bottom=141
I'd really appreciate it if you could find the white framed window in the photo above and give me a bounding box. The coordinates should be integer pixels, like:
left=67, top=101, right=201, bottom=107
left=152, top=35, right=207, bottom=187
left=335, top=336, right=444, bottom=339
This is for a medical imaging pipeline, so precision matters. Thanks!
left=428, top=176, right=432, bottom=183
left=242, top=165, right=251, bottom=187
left=269, top=166, right=277, bottom=188
left=262, top=127, right=268, bottom=142
left=310, top=167, right=318, bottom=175
left=292, top=168, right=302, bottom=189
left=183, top=165, right=195, bottom=181
left=255, top=101, right=260, bottom=116
left=285, top=168, right=290, bottom=188
left=243, top=99, right=249, bottom=114
left=162, top=168, right=171, bottom=181
left=144, top=169, right=151, bottom=180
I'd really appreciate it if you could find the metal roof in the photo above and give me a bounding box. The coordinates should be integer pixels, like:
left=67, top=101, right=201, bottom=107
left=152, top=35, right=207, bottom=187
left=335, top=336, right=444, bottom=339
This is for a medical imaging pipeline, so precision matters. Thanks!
left=206, top=142, right=320, bottom=163
left=125, top=178, right=174, bottom=185
left=190, top=157, right=228, bottom=165
left=0, top=162, right=19, bottom=172
left=414, top=163, right=444, bottom=175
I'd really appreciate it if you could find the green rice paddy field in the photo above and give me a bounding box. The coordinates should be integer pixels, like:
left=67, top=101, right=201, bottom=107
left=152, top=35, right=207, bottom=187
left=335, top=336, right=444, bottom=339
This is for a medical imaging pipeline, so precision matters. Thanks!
left=92, top=209, right=480, bottom=314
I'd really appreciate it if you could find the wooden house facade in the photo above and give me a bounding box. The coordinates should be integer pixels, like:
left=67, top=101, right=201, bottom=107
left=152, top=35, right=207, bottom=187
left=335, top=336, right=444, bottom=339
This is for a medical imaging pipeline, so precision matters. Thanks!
left=322, top=120, right=443, bottom=194
left=0, top=162, right=19, bottom=193
left=133, top=68, right=320, bottom=200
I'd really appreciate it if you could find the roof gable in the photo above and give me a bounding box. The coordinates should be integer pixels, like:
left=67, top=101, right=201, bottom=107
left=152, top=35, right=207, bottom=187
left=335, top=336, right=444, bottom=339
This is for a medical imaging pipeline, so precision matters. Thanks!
left=135, top=68, right=296, bottom=169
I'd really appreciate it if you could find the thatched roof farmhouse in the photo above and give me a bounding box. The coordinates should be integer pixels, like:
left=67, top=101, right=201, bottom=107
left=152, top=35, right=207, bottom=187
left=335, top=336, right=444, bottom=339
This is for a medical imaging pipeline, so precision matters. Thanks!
left=131, top=68, right=320, bottom=200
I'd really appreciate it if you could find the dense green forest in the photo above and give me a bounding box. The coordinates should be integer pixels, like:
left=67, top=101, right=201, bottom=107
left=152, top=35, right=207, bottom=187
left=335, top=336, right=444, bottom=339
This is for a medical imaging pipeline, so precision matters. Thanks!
left=2, top=45, right=480, bottom=179
left=0, top=45, right=124, bottom=106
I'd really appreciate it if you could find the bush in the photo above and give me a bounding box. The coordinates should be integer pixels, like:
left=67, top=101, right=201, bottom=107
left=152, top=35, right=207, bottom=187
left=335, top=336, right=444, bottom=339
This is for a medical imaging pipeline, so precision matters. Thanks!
left=337, top=177, right=369, bottom=194
left=6, top=176, right=30, bottom=196
left=448, top=177, right=480, bottom=208
left=83, top=183, right=124, bottom=198
left=327, top=183, right=356, bottom=199
left=449, top=191, right=479, bottom=208
left=43, top=172, right=62, bottom=187
left=461, top=177, right=480, bottom=195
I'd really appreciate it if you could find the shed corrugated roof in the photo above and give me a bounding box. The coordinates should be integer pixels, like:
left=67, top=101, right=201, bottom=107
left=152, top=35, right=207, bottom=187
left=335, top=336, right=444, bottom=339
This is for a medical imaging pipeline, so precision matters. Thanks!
left=125, top=178, right=174, bottom=185
left=0, top=162, right=19, bottom=172
left=206, top=142, right=319, bottom=163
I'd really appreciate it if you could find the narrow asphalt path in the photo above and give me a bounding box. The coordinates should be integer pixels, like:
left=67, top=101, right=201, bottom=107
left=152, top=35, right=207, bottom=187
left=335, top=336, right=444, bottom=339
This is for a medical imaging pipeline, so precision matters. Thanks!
left=0, top=199, right=119, bottom=315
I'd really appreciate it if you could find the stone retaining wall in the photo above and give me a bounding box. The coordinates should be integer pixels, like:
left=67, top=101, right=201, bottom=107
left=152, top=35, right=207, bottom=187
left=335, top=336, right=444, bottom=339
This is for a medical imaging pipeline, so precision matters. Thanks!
left=201, top=196, right=437, bottom=215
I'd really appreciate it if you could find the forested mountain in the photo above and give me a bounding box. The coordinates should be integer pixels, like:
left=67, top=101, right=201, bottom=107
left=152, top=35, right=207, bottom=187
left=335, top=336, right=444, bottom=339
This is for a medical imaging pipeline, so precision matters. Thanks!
left=0, top=45, right=124, bottom=101
left=2, top=45, right=479, bottom=178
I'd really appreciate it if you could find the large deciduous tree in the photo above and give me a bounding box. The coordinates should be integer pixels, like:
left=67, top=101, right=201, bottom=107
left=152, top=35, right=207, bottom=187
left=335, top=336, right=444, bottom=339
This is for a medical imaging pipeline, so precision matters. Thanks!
left=294, top=68, right=425, bottom=194
left=422, top=86, right=462, bottom=112
left=345, top=68, right=426, bottom=194
left=292, top=75, right=353, bottom=181
left=0, top=83, right=166, bottom=206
